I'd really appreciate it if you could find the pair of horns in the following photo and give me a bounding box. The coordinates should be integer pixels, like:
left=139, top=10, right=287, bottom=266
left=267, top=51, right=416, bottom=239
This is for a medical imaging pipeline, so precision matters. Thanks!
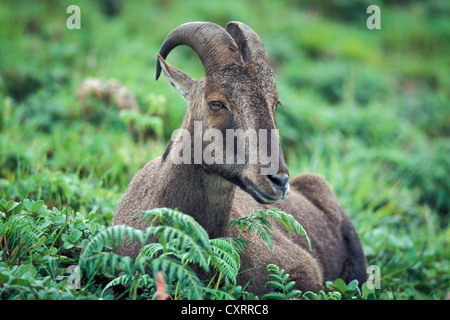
left=155, top=21, right=269, bottom=80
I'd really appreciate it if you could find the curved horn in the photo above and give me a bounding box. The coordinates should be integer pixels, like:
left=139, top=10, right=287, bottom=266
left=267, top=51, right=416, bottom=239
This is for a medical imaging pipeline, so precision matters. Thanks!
left=226, top=21, right=270, bottom=64
left=156, top=22, right=243, bottom=80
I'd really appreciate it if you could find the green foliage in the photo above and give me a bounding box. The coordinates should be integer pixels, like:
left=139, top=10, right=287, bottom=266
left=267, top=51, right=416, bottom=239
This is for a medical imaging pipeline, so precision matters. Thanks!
left=262, top=265, right=376, bottom=300
left=0, top=199, right=106, bottom=299
left=0, top=0, right=448, bottom=300
left=228, top=208, right=311, bottom=253
left=262, top=264, right=303, bottom=300
left=326, top=278, right=376, bottom=300
left=209, top=237, right=247, bottom=285
left=0, top=263, right=100, bottom=300
left=262, top=264, right=344, bottom=300
left=78, top=208, right=313, bottom=300
left=0, top=199, right=105, bottom=268
left=79, top=208, right=243, bottom=299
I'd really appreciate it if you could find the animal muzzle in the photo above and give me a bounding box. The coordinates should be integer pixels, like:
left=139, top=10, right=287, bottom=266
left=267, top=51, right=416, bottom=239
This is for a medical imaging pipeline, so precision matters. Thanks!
left=268, top=174, right=290, bottom=194
left=240, top=172, right=290, bottom=204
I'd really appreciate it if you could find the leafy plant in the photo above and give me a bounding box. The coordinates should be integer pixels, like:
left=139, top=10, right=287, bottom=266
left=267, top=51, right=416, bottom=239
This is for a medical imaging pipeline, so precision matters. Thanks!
left=0, top=214, right=44, bottom=266
left=80, top=208, right=224, bottom=299
left=0, top=198, right=105, bottom=286
left=0, top=198, right=110, bottom=300
left=301, top=290, right=342, bottom=300
left=262, top=264, right=303, bottom=300
left=326, top=278, right=376, bottom=300
left=0, top=0, right=448, bottom=300
left=228, top=208, right=311, bottom=254
left=0, top=199, right=26, bottom=220
left=78, top=207, right=314, bottom=300
left=261, top=263, right=343, bottom=300
left=262, top=264, right=376, bottom=300
left=0, top=263, right=101, bottom=300
left=209, top=237, right=247, bottom=286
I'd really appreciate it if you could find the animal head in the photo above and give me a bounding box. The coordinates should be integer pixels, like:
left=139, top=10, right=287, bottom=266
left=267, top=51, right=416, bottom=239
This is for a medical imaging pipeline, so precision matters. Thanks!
left=156, top=21, right=290, bottom=204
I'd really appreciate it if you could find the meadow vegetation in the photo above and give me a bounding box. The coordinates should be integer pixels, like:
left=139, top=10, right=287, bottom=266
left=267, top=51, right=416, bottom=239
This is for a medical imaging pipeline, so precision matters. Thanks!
left=0, top=0, right=448, bottom=300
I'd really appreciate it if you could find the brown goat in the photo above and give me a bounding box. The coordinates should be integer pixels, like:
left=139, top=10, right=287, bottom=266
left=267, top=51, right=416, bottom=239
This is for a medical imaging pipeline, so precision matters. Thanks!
left=112, top=21, right=367, bottom=295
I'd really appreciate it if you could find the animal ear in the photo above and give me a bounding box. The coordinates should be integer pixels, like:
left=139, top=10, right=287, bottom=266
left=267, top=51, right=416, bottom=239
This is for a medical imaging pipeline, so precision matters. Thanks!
left=226, top=21, right=270, bottom=64
left=157, top=54, right=195, bottom=101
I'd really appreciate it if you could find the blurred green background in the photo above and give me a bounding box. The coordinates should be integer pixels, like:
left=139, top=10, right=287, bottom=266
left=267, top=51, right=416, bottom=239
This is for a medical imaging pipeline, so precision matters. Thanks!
left=0, top=0, right=448, bottom=299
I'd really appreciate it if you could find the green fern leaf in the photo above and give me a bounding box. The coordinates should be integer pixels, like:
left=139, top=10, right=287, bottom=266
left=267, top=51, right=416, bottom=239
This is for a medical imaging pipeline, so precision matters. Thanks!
left=267, top=273, right=284, bottom=282
left=284, top=281, right=296, bottom=292
left=149, top=225, right=210, bottom=270
left=285, top=290, right=303, bottom=299
left=267, top=264, right=281, bottom=273
left=209, top=238, right=244, bottom=284
left=256, top=208, right=312, bottom=252
left=139, top=242, right=164, bottom=259
left=80, top=225, right=149, bottom=264
left=263, top=263, right=303, bottom=300
left=228, top=211, right=274, bottom=252
left=228, top=208, right=312, bottom=254
left=203, top=287, right=236, bottom=300
left=262, top=292, right=285, bottom=300
left=150, top=256, right=203, bottom=300
left=139, top=208, right=210, bottom=249
left=265, top=280, right=285, bottom=291
left=79, top=224, right=151, bottom=276
left=101, top=274, right=133, bottom=297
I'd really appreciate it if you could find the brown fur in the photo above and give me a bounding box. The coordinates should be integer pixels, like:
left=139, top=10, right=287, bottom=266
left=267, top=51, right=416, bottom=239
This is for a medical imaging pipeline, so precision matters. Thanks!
left=112, top=21, right=367, bottom=295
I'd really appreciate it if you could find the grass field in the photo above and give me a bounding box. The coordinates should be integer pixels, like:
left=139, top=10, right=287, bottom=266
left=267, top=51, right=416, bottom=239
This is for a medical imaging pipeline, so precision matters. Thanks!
left=0, top=0, right=449, bottom=300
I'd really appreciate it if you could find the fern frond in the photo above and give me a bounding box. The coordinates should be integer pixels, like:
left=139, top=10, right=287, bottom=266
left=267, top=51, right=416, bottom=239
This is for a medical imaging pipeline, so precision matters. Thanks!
left=79, top=225, right=151, bottom=276
left=255, top=208, right=312, bottom=252
left=150, top=256, right=203, bottom=300
left=101, top=273, right=155, bottom=299
left=302, top=290, right=342, bottom=300
left=82, top=251, right=138, bottom=277
left=267, top=274, right=283, bottom=282
left=228, top=208, right=311, bottom=254
left=228, top=211, right=274, bottom=252
left=138, top=242, right=164, bottom=259
left=148, top=225, right=211, bottom=270
left=263, top=263, right=303, bottom=300
left=284, top=281, right=296, bottom=292
left=136, top=208, right=213, bottom=271
left=136, top=274, right=154, bottom=288
left=226, top=237, right=248, bottom=253
left=101, top=274, right=133, bottom=297
left=100, top=252, right=120, bottom=275
left=80, top=225, right=150, bottom=265
left=209, top=238, right=246, bottom=284
left=262, top=292, right=285, bottom=300
left=285, top=290, right=303, bottom=299
left=265, top=280, right=285, bottom=291
left=139, top=208, right=210, bottom=249
left=203, top=287, right=236, bottom=300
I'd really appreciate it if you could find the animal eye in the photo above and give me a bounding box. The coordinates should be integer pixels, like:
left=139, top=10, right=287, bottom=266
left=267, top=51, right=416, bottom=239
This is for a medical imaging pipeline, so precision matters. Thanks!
left=208, top=101, right=226, bottom=111
left=276, top=101, right=283, bottom=108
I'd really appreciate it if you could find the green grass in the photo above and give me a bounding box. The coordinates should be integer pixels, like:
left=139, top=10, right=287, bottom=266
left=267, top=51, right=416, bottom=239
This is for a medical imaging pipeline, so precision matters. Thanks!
left=0, top=0, right=449, bottom=300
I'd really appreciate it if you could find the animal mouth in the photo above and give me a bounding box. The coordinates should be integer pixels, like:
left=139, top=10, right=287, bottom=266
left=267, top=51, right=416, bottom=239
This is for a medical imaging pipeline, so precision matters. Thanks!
left=241, top=177, right=289, bottom=204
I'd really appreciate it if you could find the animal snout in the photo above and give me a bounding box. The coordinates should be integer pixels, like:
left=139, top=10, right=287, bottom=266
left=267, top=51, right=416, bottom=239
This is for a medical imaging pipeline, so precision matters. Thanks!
left=268, top=174, right=289, bottom=193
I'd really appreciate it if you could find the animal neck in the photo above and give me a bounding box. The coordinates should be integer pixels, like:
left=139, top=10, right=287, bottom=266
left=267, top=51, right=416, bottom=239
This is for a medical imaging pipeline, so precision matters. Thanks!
left=158, top=155, right=236, bottom=239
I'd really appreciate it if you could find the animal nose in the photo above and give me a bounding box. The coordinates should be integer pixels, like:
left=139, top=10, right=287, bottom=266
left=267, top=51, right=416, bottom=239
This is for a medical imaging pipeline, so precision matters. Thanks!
left=268, top=174, right=289, bottom=192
